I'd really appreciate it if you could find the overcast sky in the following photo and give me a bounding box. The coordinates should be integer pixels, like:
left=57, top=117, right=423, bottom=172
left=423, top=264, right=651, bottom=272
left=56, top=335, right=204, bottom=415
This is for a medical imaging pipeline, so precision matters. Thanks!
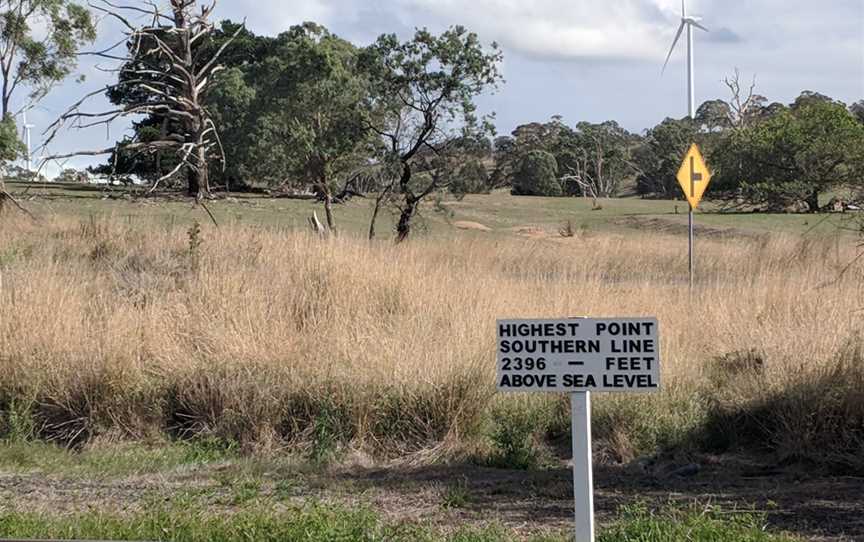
left=24, top=0, right=864, bottom=176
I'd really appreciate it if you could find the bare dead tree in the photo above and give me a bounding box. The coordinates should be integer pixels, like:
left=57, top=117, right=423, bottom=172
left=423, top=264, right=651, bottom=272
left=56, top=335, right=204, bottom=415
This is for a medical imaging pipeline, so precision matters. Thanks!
left=42, top=0, right=242, bottom=200
left=560, top=123, right=631, bottom=203
left=563, top=143, right=612, bottom=204
left=723, top=69, right=765, bottom=129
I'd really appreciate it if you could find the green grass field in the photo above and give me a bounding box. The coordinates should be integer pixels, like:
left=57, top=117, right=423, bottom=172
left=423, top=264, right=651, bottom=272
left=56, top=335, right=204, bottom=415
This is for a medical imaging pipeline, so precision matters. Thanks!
left=6, top=180, right=851, bottom=238
left=0, top=503, right=797, bottom=542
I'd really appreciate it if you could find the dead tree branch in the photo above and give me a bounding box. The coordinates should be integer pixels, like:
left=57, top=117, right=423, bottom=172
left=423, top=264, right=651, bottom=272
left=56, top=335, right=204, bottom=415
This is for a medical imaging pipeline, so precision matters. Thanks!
left=724, top=68, right=762, bottom=128
left=45, top=0, right=242, bottom=199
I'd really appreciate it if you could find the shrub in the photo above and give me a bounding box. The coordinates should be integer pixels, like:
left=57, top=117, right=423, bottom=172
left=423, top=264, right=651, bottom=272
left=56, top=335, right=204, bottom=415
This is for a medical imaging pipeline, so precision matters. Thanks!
left=511, top=150, right=562, bottom=196
left=450, top=159, right=489, bottom=198
left=486, top=402, right=543, bottom=470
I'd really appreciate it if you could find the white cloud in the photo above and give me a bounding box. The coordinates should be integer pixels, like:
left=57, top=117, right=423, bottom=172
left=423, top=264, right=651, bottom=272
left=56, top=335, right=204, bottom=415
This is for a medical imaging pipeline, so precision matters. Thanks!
left=234, top=0, right=336, bottom=35
left=226, top=0, right=690, bottom=61
left=394, top=0, right=677, bottom=60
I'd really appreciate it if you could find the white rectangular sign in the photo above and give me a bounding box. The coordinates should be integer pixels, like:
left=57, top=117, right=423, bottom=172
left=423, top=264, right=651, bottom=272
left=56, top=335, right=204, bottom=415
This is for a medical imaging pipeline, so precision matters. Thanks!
left=496, top=317, right=660, bottom=393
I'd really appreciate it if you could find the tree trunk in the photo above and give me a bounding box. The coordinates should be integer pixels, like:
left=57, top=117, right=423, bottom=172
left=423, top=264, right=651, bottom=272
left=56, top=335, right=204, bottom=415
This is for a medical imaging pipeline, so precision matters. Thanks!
left=369, top=182, right=392, bottom=241
left=323, top=193, right=335, bottom=232
left=198, top=164, right=210, bottom=199
left=318, top=173, right=335, bottom=231
left=368, top=199, right=381, bottom=240
left=395, top=209, right=410, bottom=242
left=155, top=117, right=169, bottom=178
left=187, top=154, right=210, bottom=200
left=396, top=199, right=418, bottom=243
left=187, top=169, right=200, bottom=198
left=188, top=137, right=210, bottom=200
left=395, top=163, right=415, bottom=243
left=1, top=67, right=9, bottom=118
left=806, top=188, right=820, bottom=213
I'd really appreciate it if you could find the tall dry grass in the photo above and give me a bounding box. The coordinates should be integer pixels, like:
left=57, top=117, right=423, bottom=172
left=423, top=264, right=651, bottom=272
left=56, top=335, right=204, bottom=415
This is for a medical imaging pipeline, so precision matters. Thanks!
left=0, top=213, right=862, bottom=469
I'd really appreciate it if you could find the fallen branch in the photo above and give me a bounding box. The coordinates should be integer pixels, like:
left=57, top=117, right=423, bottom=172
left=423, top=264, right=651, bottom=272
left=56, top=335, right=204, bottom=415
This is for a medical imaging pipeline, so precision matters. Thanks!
left=0, top=189, right=38, bottom=222
left=197, top=200, right=219, bottom=227
left=307, top=211, right=328, bottom=237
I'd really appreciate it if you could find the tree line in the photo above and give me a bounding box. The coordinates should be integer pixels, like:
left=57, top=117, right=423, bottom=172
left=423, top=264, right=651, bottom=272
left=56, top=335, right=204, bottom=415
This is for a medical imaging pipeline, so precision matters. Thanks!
left=84, top=4, right=864, bottom=219
left=494, top=81, right=864, bottom=213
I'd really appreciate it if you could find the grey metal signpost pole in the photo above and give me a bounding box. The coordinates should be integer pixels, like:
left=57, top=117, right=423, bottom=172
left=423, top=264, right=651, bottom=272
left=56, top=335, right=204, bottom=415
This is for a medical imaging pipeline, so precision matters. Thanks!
left=686, top=17, right=696, bottom=290
left=571, top=391, right=595, bottom=542
left=688, top=204, right=694, bottom=289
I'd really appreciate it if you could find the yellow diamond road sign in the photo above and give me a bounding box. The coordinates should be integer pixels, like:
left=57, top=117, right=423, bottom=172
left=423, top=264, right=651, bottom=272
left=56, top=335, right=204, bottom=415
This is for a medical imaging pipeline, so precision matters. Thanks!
left=676, top=143, right=712, bottom=209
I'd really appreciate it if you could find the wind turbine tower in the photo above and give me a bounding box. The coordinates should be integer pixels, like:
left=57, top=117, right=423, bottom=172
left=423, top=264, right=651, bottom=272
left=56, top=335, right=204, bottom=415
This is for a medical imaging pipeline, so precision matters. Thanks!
left=21, top=108, right=34, bottom=173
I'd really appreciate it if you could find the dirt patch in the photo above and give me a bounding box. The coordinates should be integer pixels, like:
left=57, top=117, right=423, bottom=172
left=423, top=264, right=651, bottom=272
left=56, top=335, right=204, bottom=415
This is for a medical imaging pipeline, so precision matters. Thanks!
left=329, top=459, right=863, bottom=541
left=452, top=221, right=492, bottom=232
left=510, top=225, right=547, bottom=238
left=612, top=216, right=761, bottom=239
left=0, top=458, right=860, bottom=541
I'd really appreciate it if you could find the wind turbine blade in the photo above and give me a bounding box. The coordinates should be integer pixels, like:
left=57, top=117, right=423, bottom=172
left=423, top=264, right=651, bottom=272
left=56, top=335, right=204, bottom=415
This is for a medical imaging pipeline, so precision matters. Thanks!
left=662, top=22, right=685, bottom=75
left=681, top=0, right=686, bottom=17
left=691, top=20, right=709, bottom=32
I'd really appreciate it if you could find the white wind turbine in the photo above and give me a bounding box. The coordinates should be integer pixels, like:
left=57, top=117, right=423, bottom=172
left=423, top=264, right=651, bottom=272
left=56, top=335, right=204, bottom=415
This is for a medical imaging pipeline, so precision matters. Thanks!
left=20, top=108, right=34, bottom=172
left=662, top=0, right=709, bottom=119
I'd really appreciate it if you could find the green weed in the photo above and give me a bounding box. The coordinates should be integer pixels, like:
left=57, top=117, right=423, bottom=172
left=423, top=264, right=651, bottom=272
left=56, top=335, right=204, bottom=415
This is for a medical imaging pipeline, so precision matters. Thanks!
left=441, top=477, right=472, bottom=509
left=0, top=398, right=37, bottom=442
left=228, top=478, right=262, bottom=506
left=486, top=403, right=542, bottom=470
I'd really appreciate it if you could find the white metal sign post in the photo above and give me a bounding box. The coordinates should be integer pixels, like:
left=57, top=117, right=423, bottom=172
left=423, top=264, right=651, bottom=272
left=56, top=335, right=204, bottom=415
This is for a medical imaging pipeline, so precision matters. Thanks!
left=496, top=317, right=661, bottom=542
left=571, top=390, right=594, bottom=542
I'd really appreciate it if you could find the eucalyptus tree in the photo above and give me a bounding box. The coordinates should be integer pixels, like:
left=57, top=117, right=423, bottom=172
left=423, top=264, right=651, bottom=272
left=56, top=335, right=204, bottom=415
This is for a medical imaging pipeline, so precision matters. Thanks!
left=359, top=26, right=502, bottom=242
left=0, top=0, right=95, bottom=116
left=0, top=113, right=25, bottom=210
left=242, top=23, right=372, bottom=231
left=556, top=121, right=635, bottom=200
left=712, top=100, right=864, bottom=211
left=850, top=100, right=864, bottom=124
left=634, top=117, right=698, bottom=197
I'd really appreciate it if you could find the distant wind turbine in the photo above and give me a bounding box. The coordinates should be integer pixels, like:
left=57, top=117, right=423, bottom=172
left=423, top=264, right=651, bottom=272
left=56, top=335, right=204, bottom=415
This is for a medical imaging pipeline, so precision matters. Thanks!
left=662, top=0, right=709, bottom=118
left=20, top=108, right=34, bottom=173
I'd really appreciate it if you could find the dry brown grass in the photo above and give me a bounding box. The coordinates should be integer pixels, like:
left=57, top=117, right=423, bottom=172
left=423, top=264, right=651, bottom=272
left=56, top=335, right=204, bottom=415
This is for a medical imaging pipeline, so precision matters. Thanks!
left=0, top=213, right=862, bottom=469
